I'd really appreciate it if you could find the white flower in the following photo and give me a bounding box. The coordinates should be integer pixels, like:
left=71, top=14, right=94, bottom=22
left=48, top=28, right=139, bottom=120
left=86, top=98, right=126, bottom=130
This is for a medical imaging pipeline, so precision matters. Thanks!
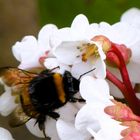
left=25, top=102, right=83, bottom=140
left=44, top=57, right=71, bottom=74
left=12, top=24, right=58, bottom=69
left=0, top=79, right=17, bottom=116
left=87, top=20, right=140, bottom=98
left=75, top=76, right=125, bottom=140
left=56, top=119, right=92, bottom=140
left=120, top=7, right=140, bottom=29
left=90, top=21, right=140, bottom=82
left=0, top=127, right=14, bottom=140
left=52, top=14, right=106, bottom=79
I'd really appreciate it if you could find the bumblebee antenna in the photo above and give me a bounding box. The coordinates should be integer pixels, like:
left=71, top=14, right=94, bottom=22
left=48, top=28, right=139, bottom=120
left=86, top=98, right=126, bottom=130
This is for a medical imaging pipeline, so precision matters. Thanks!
left=78, top=68, right=96, bottom=80
left=48, top=66, right=60, bottom=72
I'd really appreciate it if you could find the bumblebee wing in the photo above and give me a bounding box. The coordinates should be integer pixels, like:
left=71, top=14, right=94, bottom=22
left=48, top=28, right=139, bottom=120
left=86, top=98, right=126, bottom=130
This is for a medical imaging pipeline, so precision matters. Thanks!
left=9, top=105, right=30, bottom=127
left=0, top=67, right=37, bottom=87
left=0, top=67, right=38, bottom=96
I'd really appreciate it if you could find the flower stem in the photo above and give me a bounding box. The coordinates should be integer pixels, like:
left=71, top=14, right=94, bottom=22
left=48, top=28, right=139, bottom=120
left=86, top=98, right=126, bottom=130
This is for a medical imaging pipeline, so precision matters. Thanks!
left=107, top=43, right=140, bottom=115
left=106, top=69, right=127, bottom=95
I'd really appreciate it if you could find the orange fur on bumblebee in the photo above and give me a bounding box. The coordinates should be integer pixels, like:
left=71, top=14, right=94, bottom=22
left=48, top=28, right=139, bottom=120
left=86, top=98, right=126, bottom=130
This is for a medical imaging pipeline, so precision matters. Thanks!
left=0, top=67, right=81, bottom=138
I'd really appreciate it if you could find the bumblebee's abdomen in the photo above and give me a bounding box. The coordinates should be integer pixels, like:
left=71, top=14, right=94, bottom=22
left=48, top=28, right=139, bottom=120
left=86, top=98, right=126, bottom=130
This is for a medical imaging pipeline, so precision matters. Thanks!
left=29, top=73, right=67, bottom=114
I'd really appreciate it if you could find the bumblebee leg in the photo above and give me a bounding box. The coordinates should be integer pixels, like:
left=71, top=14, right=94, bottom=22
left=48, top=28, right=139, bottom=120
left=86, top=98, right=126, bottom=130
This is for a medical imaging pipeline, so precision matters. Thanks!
left=48, top=111, right=60, bottom=120
left=35, top=115, right=50, bottom=139
left=69, top=97, right=85, bottom=102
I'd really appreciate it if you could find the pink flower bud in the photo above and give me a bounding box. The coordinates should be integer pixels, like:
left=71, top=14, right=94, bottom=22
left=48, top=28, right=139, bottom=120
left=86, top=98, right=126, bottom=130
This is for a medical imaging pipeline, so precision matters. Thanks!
left=104, top=100, right=140, bottom=122
left=91, top=35, right=111, bottom=53
left=106, top=43, right=132, bottom=68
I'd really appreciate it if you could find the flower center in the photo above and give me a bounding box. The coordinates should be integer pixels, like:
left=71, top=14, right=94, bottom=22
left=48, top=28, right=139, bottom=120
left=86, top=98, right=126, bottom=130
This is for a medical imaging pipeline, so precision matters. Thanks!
left=77, top=43, right=99, bottom=62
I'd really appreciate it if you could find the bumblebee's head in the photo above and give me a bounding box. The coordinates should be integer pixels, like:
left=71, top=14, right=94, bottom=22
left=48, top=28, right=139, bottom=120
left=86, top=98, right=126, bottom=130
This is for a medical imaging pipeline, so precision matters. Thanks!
left=63, top=71, right=80, bottom=97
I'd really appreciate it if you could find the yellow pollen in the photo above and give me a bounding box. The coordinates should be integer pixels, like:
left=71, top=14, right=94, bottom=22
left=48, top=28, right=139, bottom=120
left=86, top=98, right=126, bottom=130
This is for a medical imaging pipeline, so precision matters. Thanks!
left=81, top=44, right=99, bottom=62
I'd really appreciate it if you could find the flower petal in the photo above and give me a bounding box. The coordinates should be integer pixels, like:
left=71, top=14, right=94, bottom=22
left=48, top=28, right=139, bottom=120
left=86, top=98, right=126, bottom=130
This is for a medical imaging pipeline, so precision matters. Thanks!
left=88, top=119, right=124, bottom=140
left=38, top=24, right=58, bottom=50
left=0, top=86, right=17, bottom=116
left=54, top=41, right=84, bottom=65
left=12, top=36, right=38, bottom=62
left=127, top=61, right=140, bottom=83
left=44, top=58, right=70, bottom=74
left=25, top=119, right=44, bottom=138
left=56, top=119, right=91, bottom=140
left=12, top=36, right=43, bottom=69
left=120, top=8, right=140, bottom=28
left=57, top=102, right=79, bottom=122
left=80, top=76, right=110, bottom=102
left=71, top=60, right=94, bottom=79
left=71, top=14, right=89, bottom=34
left=26, top=118, right=59, bottom=140
left=44, top=118, right=59, bottom=140
left=129, top=40, right=140, bottom=64
left=0, top=127, right=14, bottom=140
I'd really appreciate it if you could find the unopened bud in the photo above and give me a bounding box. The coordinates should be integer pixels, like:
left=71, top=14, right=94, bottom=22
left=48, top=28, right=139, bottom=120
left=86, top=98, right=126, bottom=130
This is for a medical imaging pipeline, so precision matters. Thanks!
left=106, top=43, right=132, bottom=68
left=91, top=35, right=111, bottom=53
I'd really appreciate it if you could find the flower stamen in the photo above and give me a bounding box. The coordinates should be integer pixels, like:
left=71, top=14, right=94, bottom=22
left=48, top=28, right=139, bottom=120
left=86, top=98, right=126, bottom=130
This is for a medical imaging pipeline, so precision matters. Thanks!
left=80, top=43, right=98, bottom=62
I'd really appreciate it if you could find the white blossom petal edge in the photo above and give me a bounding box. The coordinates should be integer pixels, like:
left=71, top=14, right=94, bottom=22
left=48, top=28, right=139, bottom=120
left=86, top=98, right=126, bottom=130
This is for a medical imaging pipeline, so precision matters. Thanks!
left=0, top=80, right=17, bottom=116
left=12, top=24, right=58, bottom=69
left=120, top=7, right=140, bottom=28
left=75, top=76, right=125, bottom=140
left=0, top=127, right=14, bottom=140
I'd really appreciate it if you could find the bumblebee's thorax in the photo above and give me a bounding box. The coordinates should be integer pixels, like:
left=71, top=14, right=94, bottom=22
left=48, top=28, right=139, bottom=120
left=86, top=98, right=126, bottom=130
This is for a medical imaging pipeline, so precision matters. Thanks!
left=28, top=71, right=80, bottom=114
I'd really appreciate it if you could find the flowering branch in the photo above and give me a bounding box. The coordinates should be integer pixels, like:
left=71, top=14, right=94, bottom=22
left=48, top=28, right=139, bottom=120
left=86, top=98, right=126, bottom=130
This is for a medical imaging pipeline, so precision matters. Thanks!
left=106, top=43, right=140, bottom=115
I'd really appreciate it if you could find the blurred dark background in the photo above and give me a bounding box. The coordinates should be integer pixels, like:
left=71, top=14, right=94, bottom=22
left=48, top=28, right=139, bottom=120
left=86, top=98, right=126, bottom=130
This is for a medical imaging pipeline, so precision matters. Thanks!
left=0, top=0, right=140, bottom=139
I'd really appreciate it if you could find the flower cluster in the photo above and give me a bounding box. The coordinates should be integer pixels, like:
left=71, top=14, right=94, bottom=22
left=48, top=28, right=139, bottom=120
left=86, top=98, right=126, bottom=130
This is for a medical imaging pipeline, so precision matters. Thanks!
left=1, top=7, right=140, bottom=140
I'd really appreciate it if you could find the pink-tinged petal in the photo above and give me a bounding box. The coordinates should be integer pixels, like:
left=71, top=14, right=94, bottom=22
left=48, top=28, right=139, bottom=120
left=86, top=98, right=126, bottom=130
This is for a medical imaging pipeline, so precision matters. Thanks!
left=121, top=132, right=140, bottom=140
left=71, top=14, right=89, bottom=34
left=121, top=121, right=140, bottom=140
left=105, top=100, right=140, bottom=122
left=56, top=119, right=91, bottom=140
left=0, top=127, right=14, bottom=140
left=38, top=24, right=58, bottom=50
left=80, top=76, right=110, bottom=102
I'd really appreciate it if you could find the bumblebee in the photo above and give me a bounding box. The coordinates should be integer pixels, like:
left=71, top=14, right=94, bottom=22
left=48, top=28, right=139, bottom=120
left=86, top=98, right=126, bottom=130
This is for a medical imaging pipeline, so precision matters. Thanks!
left=0, top=67, right=81, bottom=138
